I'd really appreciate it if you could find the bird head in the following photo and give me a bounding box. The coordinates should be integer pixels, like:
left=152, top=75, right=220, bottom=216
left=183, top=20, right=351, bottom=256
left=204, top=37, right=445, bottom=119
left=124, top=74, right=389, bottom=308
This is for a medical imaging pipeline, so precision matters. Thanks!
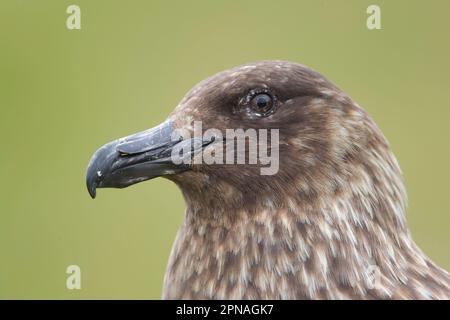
left=86, top=60, right=405, bottom=222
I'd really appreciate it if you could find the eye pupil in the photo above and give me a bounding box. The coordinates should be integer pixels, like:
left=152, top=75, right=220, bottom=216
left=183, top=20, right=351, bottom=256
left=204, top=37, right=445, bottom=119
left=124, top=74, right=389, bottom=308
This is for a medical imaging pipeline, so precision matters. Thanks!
left=251, top=93, right=273, bottom=113
left=256, top=95, right=269, bottom=108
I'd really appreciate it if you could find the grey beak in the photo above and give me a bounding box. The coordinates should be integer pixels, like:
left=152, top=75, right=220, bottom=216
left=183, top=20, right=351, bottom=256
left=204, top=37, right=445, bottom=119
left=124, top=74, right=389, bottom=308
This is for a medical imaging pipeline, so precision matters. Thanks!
left=86, top=119, right=207, bottom=199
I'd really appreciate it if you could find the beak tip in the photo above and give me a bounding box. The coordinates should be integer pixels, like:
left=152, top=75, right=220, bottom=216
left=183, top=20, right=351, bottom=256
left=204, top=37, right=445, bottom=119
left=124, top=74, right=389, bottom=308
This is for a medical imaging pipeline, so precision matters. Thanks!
left=86, top=166, right=98, bottom=199
left=87, top=181, right=97, bottom=199
left=89, top=189, right=97, bottom=199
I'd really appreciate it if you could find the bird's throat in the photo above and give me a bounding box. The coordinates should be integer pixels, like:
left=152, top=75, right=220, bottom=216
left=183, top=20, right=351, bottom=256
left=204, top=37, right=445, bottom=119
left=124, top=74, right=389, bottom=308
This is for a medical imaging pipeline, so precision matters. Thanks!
left=162, top=198, right=420, bottom=299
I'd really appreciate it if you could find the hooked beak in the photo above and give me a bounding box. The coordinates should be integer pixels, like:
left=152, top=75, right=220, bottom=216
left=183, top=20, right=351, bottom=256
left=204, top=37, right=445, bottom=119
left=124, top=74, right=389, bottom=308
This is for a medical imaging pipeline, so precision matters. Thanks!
left=86, top=119, right=209, bottom=199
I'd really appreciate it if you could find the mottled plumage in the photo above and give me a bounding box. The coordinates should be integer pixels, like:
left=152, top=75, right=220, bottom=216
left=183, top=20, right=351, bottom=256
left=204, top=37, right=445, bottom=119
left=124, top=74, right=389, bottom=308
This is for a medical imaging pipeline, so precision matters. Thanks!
left=87, top=60, right=450, bottom=299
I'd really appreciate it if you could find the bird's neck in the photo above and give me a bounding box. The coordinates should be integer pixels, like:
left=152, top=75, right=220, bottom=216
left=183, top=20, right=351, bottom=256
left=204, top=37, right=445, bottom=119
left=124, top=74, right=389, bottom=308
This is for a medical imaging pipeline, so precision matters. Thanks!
left=162, top=188, right=428, bottom=299
left=163, top=149, right=450, bottom=299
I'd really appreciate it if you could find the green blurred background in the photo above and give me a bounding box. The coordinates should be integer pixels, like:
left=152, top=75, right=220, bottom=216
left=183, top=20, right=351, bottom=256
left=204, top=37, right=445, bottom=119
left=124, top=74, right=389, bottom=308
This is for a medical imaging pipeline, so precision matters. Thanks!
left=0, top=0, right=449, bottom=299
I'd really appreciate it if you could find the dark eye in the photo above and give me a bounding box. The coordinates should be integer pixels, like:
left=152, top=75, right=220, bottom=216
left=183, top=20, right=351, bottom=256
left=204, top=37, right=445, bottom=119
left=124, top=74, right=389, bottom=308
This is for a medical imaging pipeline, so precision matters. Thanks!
left=250, top=93, right=274, bottom=114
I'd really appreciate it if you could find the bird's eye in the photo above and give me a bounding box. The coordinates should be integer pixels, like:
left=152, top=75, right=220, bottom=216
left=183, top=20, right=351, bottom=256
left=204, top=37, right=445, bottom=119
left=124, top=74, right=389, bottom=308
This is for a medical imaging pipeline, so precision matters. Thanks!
left=250, top=93, right=274, bottom=114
